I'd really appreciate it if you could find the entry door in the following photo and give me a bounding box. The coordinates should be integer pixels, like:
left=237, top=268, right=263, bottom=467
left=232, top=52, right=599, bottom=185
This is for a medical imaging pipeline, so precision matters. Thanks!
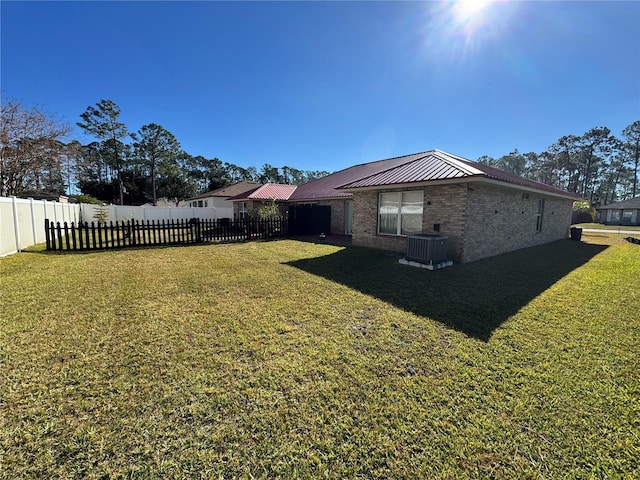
left=345, top=200, right=354, bottom=235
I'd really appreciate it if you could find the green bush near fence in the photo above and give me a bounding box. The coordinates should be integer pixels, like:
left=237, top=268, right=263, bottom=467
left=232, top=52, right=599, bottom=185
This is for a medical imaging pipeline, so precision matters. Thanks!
left=1, top=233, right=638, bottom=478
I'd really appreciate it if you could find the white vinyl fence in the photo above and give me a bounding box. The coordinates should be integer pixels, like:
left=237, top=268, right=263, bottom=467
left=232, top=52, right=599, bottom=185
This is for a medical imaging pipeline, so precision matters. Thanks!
left=79, top=204, right=233, bottom=223
left=0, top=196, right=80, bottom=257
left=0, top=196, right=234, bottom=256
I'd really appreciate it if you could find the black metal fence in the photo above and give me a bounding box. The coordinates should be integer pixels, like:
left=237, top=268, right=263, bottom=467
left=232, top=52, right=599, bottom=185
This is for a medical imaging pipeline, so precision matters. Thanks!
left=45, top=217, right=289, bottom=252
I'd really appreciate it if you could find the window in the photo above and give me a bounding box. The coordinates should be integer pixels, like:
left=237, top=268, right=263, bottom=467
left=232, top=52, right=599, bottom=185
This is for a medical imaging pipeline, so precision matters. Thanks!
left=204, top=200, right=208, bottom=207
left=536, top=198, right=545, bottom=232
left=378, top=191, right=423, bottom=236
left=610, top=210, right=621, bottom=223
left=239, top=202, right=248, bottom=219
left=198, top=200, right=203, bottom=207
left=622, top=210, right=633, bottom=224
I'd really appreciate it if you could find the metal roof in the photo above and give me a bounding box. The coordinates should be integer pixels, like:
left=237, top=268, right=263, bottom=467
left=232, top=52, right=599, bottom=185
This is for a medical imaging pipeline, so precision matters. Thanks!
left=229, top=183, right=297, bottom=201
left=337, top=149, right=582, bottom=200
left=337, top=151, right=483, bottom=188
left=220, top=149, right=582, bottom=203
left=289, top=152, right=429, bottom=201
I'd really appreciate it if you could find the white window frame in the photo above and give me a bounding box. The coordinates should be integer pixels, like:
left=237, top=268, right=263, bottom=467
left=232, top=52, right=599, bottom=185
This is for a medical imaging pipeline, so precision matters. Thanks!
left=239, top=202, right=248, bottom=220
left=378, top=191, right=424, bottom=236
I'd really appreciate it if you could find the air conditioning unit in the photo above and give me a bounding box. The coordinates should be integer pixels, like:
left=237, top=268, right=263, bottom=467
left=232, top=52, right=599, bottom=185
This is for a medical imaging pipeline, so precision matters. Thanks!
left=406, top=234, right=448, bottom=264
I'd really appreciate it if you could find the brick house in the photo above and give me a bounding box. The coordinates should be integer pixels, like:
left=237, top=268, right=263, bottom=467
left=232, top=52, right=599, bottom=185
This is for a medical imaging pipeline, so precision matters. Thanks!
left=289, top=153, right=420, bottom=235
left=294, top=149, right=581, bottom=263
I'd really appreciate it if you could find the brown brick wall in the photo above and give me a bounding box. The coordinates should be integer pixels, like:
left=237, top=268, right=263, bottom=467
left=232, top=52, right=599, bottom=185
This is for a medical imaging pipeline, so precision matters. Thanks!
left=422, top=185, right=467, bottom=262
left=350, top=182, right=573, bottom=263
left=318, top=199, right=347, bottom=234
left=463, top=184, right=572, bottom=263
left=352, top=186, right=468, bottom=258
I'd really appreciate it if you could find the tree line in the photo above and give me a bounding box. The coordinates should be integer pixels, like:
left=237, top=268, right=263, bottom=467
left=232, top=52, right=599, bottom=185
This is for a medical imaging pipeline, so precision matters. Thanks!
left=477, top=122, right=640, bottom=205
left=2, top=96, right=638, bottom=206
left=1, top=98, right=330, bottom=205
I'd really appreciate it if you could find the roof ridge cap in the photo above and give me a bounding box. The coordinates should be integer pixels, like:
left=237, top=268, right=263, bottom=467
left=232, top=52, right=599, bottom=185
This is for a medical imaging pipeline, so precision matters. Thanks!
left=335, top=151, right=434, bottom=189
left=346, top=150, right=435, bottom=169
left=432, top=150, right=485, bottom=176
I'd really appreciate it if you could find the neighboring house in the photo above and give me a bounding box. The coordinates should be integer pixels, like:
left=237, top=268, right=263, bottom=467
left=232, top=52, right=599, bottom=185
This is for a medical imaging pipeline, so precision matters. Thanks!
left=186, top=181, right=261, bottom=209
left=228, top=183, right=297, bottom=219
left=295, top=149, right=581, bottom=264
left=595, top=196, right=640, bottom=226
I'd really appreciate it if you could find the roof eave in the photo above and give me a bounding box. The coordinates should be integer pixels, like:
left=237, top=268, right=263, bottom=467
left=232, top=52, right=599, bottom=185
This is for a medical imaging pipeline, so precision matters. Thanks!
left=338, top=176, right=581, bottom=200
left=290, top=193, right=354, bottom=202
left=473, top=178, right=583, bottom=200
left=337, top=177, right=478, bottom=192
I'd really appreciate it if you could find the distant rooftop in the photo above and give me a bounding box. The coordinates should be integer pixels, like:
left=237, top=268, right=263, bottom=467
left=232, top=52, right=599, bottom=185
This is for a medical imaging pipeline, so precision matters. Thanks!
left=189, top=181, right=261, bottom=200
left=228, top=183, right=297, bottom=201
left=597, top=196, right=640, bottom=210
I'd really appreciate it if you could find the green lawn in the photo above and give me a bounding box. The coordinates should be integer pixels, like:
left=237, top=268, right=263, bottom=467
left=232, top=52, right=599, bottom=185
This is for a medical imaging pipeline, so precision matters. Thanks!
left=1, top=234, right=638, bottom=479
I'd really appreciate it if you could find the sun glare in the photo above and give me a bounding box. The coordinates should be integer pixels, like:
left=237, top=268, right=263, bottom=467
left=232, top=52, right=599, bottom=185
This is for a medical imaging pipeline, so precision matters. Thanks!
left=451, top=0, right=495, bottom=34
left=408, top=0, right=514, bottom=68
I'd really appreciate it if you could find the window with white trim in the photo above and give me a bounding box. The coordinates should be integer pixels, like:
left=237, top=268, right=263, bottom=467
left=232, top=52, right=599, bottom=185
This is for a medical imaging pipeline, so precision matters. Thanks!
left=536, top=198, right=545, bottom=232
left=239, top=202, right=248, bottom=219
left=378, top=191, right=423, bottom=236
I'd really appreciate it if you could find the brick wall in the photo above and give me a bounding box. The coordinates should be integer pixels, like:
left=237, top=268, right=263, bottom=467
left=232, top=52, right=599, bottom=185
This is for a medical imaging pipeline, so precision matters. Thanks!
left=318, top=199, right=347, bottom=234
left=422, top=185, right=467, bottom=262
left=463, top=184, right=572, bottom=263
left=350, top=182, right=573, bottom=263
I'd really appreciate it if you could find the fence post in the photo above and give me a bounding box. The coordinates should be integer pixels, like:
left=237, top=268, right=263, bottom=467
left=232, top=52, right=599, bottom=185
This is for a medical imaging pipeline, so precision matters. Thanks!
left=10, top=196, right=21, bottom=252
left=45, top=219, right=51, bottom=250
left=29, top=198, right=38, bottom=245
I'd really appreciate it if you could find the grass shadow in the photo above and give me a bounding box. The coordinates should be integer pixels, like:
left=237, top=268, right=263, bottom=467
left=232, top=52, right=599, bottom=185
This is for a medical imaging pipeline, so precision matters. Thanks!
left=285, top=239, right=608, bottom=341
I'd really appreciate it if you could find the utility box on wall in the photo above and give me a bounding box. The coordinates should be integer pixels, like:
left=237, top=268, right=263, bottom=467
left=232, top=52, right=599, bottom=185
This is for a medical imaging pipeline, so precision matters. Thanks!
left=406, top=234, right=448, bottom=264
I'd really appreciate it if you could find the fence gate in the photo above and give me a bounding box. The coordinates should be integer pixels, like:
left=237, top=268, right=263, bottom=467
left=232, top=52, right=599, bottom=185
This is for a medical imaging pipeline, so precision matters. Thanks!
left=288, top=205, right=331, bottom=235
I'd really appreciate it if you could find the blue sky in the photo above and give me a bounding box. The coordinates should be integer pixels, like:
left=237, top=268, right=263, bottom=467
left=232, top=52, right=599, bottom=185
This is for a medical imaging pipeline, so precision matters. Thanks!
left=2, top=1, right=639, bottom=173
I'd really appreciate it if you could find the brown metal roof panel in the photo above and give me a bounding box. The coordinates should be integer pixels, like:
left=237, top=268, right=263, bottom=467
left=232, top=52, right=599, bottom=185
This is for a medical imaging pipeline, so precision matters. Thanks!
left=338, top=149, right=580, bottom=199
left=469, top=162, right=582, bottom=198
left=339, top=152, right=474, bottom=188
left=290, top=152, right=429, bottom=200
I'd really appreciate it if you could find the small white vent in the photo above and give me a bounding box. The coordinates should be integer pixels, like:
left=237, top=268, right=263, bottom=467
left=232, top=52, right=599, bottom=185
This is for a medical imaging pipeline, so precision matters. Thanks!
left=406, top=234, right=448, bottom=264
